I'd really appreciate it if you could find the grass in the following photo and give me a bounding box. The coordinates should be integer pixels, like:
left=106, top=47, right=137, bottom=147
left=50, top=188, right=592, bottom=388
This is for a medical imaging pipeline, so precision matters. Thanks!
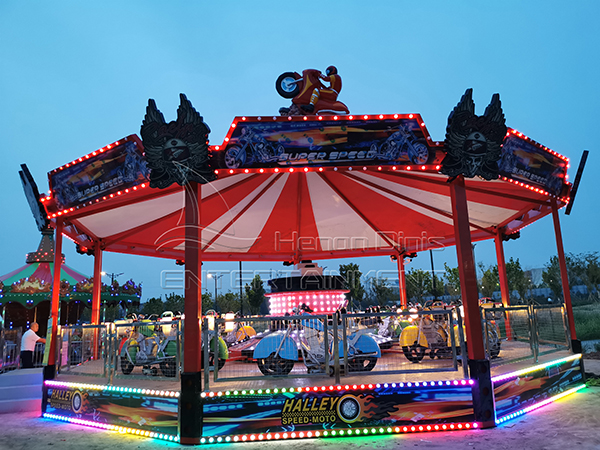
left=573, top=303, right=600, bottom=341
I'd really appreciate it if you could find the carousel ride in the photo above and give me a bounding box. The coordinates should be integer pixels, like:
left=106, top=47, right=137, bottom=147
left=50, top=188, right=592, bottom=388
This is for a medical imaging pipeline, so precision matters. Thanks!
left=17, top=67, right=587, bottom=445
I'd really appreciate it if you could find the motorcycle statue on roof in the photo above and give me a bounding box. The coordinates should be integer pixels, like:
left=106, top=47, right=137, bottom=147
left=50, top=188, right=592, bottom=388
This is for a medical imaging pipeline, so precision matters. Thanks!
left=276, top=67, right=349, bottom=116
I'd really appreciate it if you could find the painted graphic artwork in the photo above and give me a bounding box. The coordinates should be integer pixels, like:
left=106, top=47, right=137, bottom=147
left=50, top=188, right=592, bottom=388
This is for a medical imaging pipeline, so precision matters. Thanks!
left=493, top=357, right=583, bottom=419
left=44, top=385, right=178, bottom=436
left=499, top=134, right=568, bottom=196
left=212, top=117, right=444, bottom=169
left=49, top=136, right=149, bottom=210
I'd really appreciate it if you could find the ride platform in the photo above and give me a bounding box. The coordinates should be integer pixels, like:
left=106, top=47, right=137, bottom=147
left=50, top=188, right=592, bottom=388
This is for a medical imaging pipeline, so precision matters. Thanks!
left=41, top=347, right=586, bottom=445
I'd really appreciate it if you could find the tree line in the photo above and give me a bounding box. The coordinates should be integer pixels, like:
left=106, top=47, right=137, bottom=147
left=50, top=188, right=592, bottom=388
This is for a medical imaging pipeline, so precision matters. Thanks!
left=134, top=252, right=600, bottom=316
left=340, top=252, right=600, bottom=308
left=139, top=275, right=268, bottom=317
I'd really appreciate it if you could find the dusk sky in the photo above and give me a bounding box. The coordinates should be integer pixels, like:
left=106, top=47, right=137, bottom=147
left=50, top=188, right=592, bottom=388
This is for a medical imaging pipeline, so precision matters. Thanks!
left=1, top=2, right=598, bottom=302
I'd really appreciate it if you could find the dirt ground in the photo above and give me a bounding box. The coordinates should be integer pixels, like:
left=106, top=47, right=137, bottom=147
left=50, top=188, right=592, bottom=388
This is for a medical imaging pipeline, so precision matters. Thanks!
left=0, top=386, right=599, bottom=450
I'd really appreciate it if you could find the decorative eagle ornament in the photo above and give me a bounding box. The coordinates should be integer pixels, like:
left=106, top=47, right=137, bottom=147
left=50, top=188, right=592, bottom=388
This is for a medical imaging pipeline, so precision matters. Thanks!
left=141, top=94, right=216, bottom=189
left=441, top=89, right=507, bottom=180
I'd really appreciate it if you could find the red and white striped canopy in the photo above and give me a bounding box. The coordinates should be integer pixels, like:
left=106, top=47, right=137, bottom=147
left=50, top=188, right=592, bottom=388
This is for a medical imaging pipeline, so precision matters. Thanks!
left=56, top=167, right=564, bottom=262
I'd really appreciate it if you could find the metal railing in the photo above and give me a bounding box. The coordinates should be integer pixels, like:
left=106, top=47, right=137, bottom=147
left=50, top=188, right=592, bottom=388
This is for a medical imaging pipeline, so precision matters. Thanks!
left=7, top=303, right=569, bottom=385
left=0, top=328, right=21, bottom=372
left=202, top=308, right=468, bottom=390
left=59, top=325, right=109, bottom=377
left=480, top=303, right=570, bottom=366
left=0, top=328, right=46, bottom=372
left=51, top=320, right=182, bottom=383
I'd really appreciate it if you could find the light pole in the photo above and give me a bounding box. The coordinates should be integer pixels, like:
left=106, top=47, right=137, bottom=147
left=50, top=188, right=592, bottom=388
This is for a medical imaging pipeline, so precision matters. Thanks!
left=429, top=249, right=437, bottom=300
left=100, top=271, right=123, bottom=322
left=207, top=273, right=223, bottom=313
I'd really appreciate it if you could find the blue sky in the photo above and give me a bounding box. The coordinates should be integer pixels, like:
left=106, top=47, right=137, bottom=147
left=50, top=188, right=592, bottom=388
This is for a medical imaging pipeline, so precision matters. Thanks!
left=1, top=1, right=598, bottom=301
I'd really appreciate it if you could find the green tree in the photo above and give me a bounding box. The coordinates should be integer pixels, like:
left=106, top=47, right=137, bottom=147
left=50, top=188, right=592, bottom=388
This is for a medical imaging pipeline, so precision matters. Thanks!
left=366, top=276, right=395, bottom=306
left=506, top=257, right=531, bottom=304
left=217, top=292, right=241, bottom=314
left=478, top=263, right=500, bottom=298
left=164, top=293, right=184, bottom=314
left=444, top=263, right=461, bottom=296
left=201, top=292, right=213, bottom=314
left=245, top=275, right=266, bottom=315
left=430, top=274, right=445, bottom=299
left=406, top=268, right=431, bottom=303
left=583, top=252, right=600, bottom=302
left=339, top=263, right=365, bottom=310
left=140, top=297, right=164, bottom=316
left=543, top=252, right=600, bottom=302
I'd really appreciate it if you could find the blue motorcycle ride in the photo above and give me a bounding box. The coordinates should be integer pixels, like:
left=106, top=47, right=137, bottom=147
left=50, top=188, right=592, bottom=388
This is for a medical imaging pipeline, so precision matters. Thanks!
left=252, top=312, right=381, bottom=376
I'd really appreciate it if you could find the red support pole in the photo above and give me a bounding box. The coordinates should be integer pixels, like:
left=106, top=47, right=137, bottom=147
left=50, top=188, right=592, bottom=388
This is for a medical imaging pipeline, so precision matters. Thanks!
left=494, top=232, right=511, bottom=307
left=184, top=181, right=203, bottom=374
left=46, top=219, right=64, bottom=377
left=180, top=181, right=203, bottom=445
left=449, top=176, right=486, bottom=361
left=551, top=200, right=577, bottom=341
left=91, top=241, right=103, bottom=360
left=494, top=230, right=513, bottom=340
left=397, top=255, right=408, bottom=307
left=91, top=242, right=103, bottom=325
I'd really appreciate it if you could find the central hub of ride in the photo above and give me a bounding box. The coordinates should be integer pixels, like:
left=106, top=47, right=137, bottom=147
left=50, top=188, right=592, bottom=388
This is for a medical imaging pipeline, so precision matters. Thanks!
left=267, top=262, right=348, bottom=315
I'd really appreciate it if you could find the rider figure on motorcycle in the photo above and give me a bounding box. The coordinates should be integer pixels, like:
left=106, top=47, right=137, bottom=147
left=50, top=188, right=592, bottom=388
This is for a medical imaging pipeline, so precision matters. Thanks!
left=302, top=66, right=342, bottom=113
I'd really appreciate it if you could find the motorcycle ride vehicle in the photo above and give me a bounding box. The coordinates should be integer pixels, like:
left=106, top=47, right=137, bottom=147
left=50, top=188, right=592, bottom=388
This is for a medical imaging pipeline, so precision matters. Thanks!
left=276, top=69, right=349, bottom=116
left=252, top=309, right=381, bottom=376
left=479, top=298, right=502, bottom=359
left=399, top=301, right=463, bottom=363
left=119, top=314, right=179, bottom=377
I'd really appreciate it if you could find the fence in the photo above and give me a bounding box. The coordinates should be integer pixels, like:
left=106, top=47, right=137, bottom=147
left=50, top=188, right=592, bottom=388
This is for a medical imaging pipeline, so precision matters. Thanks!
left=59, top=324, right=109, bottom=378
left=2, top=302, right=571, bottom=386
left=0, top=328, right=46, bottom=372
left=0, top=328, right=21, bottom=372
left=481, top=303, right=570, bottom=366
left=52, top=320, right=182, bottom=383
left=203, top=308, right=468, bottom=390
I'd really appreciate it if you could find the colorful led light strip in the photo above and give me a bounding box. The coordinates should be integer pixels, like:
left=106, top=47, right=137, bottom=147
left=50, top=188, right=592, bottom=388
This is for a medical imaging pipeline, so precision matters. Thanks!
left=495, top=384, right=586, bottom=425
left=201, top=379, right=475, bottom=398
left=200, top=422, right=479, bottom=444
left=43, top=413, right=180, bottom=442
left=491, top=354, right=581, bottom=384
left=44, top=380, right=180, bottom=398
left=507, top=128, right=569, bottom=162
left=45, top=182, right=149, bottom=219
left=212, top=164, right=441, bottom=176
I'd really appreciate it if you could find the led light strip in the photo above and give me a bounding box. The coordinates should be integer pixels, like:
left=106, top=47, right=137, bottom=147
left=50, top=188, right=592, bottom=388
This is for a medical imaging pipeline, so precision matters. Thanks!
left=491, top=354, right=581, bottom=383
left=507, top=128, right=569, bottom=162
left=200, top=422, right=478, bottom=444
left=201, top=379, right=475, bottom=398
left=495, top=384, right=586, bottom=424
left=43, top=413, right=179, bottom=442
left=215, top=114, right=439, bottom=149
left=212, top=164, right=442, bottom=177
left=44, top=380, right=180, bottom=398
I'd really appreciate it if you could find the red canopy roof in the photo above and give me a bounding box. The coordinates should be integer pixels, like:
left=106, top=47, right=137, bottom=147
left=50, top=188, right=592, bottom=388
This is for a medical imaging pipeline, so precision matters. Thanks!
left=48, top=167, right=565, bottom=263
left=40, top=115, right=570, bottom=263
